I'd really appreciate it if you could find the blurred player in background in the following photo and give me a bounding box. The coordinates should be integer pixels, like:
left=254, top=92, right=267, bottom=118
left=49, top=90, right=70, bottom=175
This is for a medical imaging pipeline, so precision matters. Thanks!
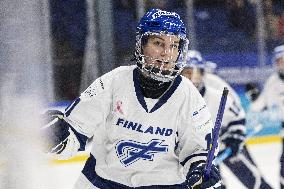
left=181, top=50, right=272, bottom=189
left=246, top=44, right=284, bottom=189
left=42, top=9, right=222, bottom=189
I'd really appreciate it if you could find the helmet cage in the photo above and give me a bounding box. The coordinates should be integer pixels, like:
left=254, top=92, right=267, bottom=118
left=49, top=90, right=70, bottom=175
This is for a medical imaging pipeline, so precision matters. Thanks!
left=134, top=9, right=188, bottom=82
left=135, top=32, right=188, bottom=82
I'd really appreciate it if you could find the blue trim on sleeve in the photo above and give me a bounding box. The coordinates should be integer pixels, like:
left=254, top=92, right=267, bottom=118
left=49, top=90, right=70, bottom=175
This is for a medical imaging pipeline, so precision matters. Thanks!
left=180, top=153, right=208, bottom=166
left=62, top=97, right=87, bottom=151
left=227, top=118, right=246, bottom=128
left=83, top=154, right=188, bottom=188
left=69, top=126, right=88, bottom=151
left=65, top=97, right=81, bottom=117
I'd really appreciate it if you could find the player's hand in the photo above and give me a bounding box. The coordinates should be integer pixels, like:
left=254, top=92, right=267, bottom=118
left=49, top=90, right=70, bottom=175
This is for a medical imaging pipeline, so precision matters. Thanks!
left=42, top=110, right=70, bottom=153
left=186, top=162, right=222, bottom=189
left=221, top=130, right=245, bottom=157
left=245, top=83, right=260, bottom=102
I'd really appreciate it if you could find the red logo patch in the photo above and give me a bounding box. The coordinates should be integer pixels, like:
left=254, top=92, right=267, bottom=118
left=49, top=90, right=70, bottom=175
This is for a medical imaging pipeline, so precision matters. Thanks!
left=115, top=100, right=124, bottom=115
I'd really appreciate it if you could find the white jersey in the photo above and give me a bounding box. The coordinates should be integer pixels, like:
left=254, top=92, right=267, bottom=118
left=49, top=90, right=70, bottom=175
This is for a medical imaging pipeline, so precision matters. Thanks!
left=203, top=73, right=246, bottom=147
left=56, top=65, right=214, bottom=188
left=204, top=73, right=242, bottom=107
left=202, top=86, right=246, bottom=145
left=250, top=73, right=284, bottom=122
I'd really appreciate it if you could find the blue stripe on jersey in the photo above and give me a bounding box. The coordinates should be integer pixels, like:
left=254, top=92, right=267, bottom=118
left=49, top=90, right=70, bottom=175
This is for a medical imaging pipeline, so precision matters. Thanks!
left=69, top=126, right=88, bottom=151
left=200, top=86, right=206, bottom=97
left=180, top=153, right=208, bottom=166
left=83, top=154, right=188, bottom=189
left=62, top=97, right=87, bottom=151
left=65, top=97, right=81, bottom=117
left=227, top=118, right=246, bottom=128
left=133, top=69, right=182, bottom=113
left=150, top=75, right=182, bottom=113
left=220, top=119, right=246, bottom=136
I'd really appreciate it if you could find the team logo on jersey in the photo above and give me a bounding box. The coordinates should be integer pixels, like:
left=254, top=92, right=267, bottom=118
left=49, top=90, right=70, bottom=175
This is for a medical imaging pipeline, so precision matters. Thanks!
left=114, top=100, right=124, bottom=115
left=192, top=104, right=206, bottom=117
left=115, top=139, right=168, bottom=167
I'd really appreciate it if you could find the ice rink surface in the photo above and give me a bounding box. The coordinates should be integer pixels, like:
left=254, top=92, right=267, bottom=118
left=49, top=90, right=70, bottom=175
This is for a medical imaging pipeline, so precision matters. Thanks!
left=46, top=141, right=281, bottom=189
left=222, top=142, right=281, bottom=189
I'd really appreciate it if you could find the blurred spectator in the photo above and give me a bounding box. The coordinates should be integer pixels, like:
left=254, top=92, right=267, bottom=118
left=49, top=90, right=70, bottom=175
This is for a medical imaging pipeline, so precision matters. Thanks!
left=277, top=9, right=284, bottom=39
left=52, top=39, right=83, bottom=101
left=115, top=0, right=135, bottom=10
left=50, top=0, right=87, bottom=56
left=194, top=0, right=225, bottom=7
left=145, top=0, right=168, bottom=10
left=263, top=0, right=278, bottom=40
left=50, top=0, right=87, bottom=101
left=226, top=0, right=256, bottom=37
left=113, top=0, right=136, bottom=65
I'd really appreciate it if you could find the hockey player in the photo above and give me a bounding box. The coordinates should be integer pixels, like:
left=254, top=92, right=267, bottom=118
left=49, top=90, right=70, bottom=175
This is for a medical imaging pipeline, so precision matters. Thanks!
left=247, top=44, right=284, bottom=189
left=43, top=9, right=222, bottom=189
left=181, top=50, right=273, bottom=189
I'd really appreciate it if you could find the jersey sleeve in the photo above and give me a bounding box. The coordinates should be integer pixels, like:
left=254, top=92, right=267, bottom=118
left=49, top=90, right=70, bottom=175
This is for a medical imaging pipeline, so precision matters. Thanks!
left=250, top=78, right=270, bottom=112
left=178, top=85, right=215, bottom=176
left=64, top=71, right=114, bottom=137
left=219, top=95, right=246, bottom=145
left=52, top=69, right=117, bottom=159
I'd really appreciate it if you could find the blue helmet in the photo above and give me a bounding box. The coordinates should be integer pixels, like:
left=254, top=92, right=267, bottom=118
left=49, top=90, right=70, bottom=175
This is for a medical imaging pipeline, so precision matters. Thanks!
left=205, top=61, right=217, bottom=73
left=136, top=9, right=187, bottom=39
left=272, top=44, right=284, bottom=64
left=184, top=50, right=206, bottom=70
left=135, top=9, right=189, bottom=82
left=272, top=44, right=284, bottom=74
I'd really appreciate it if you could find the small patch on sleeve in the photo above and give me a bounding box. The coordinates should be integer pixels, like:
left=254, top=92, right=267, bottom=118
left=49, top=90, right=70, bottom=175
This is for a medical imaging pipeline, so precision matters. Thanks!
left=194, top=119, right=212, bottom=132
left=81, top=77, right=106, bottom=100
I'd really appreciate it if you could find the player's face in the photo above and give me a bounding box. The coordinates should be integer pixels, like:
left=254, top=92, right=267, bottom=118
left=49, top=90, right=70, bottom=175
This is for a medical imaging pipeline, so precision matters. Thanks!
left=181, top=68, right=203, bottom=89
left=276, top=57, right=284, bottom=74
left=142, top=35, right=180, bottom=71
